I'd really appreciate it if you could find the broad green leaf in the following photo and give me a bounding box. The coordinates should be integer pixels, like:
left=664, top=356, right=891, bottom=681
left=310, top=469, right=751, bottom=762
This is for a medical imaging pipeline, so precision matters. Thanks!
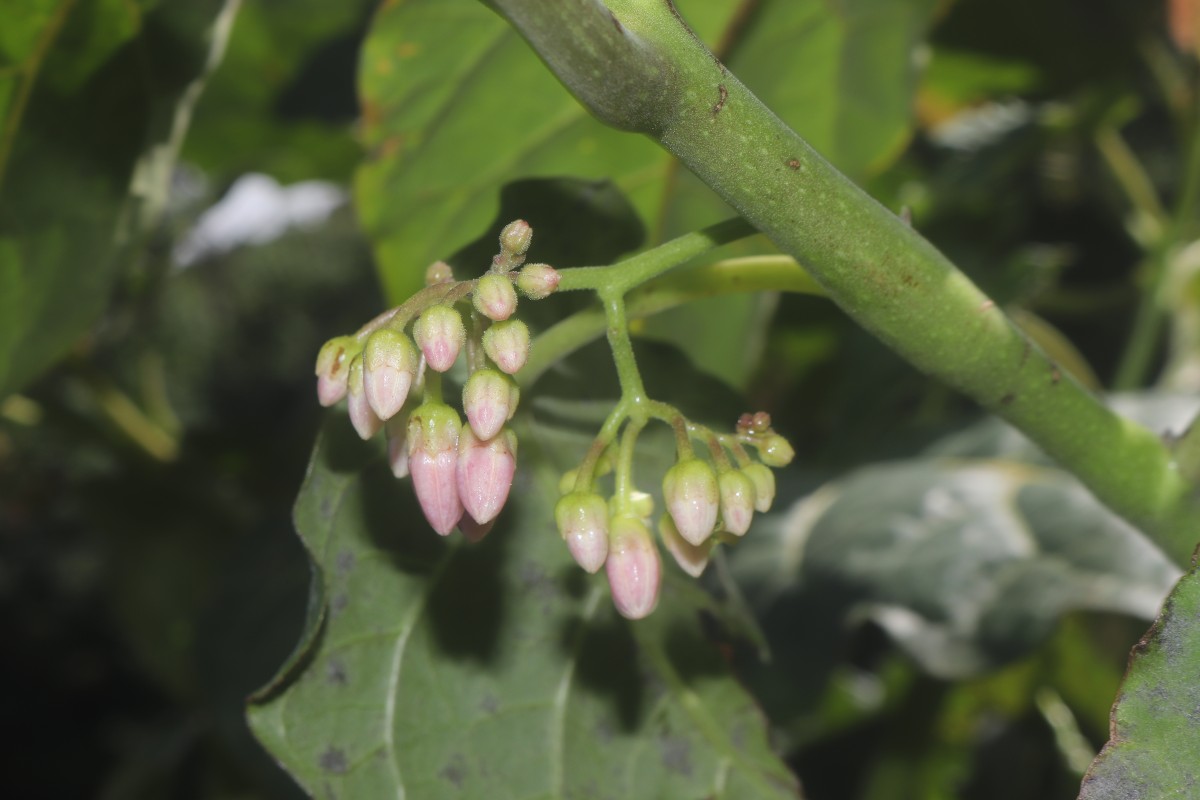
left=248, top=420, right=801, bottom=799
left=181, top=0, right=375, bottom=182
left=0, top=0, right=236, bottom=398
left=1078, top=556, right=1200, bottom=799
left=734, top=459, right=1181, bottom=679
left=354, top=0, right=937, bottom=386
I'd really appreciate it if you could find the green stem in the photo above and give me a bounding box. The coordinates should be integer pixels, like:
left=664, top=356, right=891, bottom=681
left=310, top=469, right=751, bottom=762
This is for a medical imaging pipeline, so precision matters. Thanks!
left=601, top=290, right=647, bottom=402
left=486, top=0, right=1200, bottom=565
left=521, top=255, right=824, bottom=387
left=1094, top=125, right=1168, bottom=239
left=556, top=217, right=757, bottom=293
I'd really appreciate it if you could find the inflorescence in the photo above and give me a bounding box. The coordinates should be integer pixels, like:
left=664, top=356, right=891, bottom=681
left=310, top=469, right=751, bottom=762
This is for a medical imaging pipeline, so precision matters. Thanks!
left=314, top=220, right=793, bottom=620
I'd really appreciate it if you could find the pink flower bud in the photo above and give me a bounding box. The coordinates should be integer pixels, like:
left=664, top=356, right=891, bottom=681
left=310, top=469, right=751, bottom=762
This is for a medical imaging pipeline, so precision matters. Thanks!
left=606, top=515, right=661, bottom=619
left=482, top=319, right=530, bottom=375
left=458, top=513, right=494, bottom=543
left=741, top=463, right=776, bottom=512
left=314, top=336, right=357, bottom=407
left=473, top=273, right=518, bottom=321
left=456, top=427, right=517, bottom=526
left=386, top=417, right=409, bottom=479
left=658, top=514, right=713, bottom=577
left=462, top=368, right=515, bottom=441
left=717, top=469, right=756, bottom=536
left=662, top=458, right=719, bottom=546
left=499, top=219, right=532, bottom=256
left=516, top=263, right=560, bottom=300
left=346, top=355, right=383, bottom=440
left=363, top=329, right=419, bottom=421
left=555, top=491, right=609, bottom=573
left=425, top=260, right=454, bottom=286
left=413, top=304, right=465, bottom=372
left=406, top=403, right=463, bottom=535
left=758, top=434, right=795, bottom=467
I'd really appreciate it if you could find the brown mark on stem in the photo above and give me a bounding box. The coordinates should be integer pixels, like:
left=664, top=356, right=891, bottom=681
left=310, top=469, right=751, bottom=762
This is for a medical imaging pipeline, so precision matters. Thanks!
left=1051, top=365, right=1062, bottom=385
left=610, top=10, right=623, bottom=33
left=713, top=84, right=728, bottom=116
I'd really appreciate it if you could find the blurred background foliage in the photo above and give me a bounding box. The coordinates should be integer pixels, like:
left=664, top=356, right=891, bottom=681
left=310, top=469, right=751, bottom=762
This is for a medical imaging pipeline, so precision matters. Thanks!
left=1, top=0, right=1198, bottom=797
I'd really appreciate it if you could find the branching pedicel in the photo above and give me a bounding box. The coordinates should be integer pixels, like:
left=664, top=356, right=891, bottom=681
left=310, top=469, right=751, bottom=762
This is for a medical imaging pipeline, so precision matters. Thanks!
left=314, top=221, right=793, bottom=619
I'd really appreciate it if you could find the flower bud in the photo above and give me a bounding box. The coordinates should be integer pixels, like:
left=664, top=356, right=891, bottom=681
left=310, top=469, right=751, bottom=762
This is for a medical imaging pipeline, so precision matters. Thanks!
left=741, top=463, right=776, bottom=512
left=717, top=469, right=756, bottom=536
left=363, top=329, right=419, bottom=421
left=315, top=336, right=357, bottom=407
left=456, top=427, right=517, bottom=526
left=516, top=263, right=560, bottom=300
left=407, top=403, right=463, bottom=535
left=473, top=273, right=518, bottom=321
left=555, top=491, right=609, bottom=574
left=346, top=355, right=383, bottom=440
left=482, top=319, right=530, bottom=374
left=558, top=468, right=579, bottom=496
left=630, top=490, right=654, bottom=521
left=606, top=515, right=661, bottom=619
left=458, top=513, right=494, bottom=543
left=662, top=458, right=719, bottom=546
left=413, top=304, right=465, bottom=372
left=462, top=368, right=514, bottom=441
left=758, top=434, right=795, bottom=467
left=658, top=514, right=712, bottom=577
left=386, top=417, right=409, bottom=479
left=425, top=260, right=454, bottom=285
left=499, top=219, right=532, bottom=257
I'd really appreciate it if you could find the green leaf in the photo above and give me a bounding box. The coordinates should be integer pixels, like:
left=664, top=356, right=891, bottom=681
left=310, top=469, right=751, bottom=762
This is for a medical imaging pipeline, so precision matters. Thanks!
left=734, top=458, right=1182, bottom=679
left=354, top=0, right=937, bottom=386
left=1078, top=554, right=1200, bottom=799
left=248, top=420, right=802, bottom=799
left=0, top=0, right=237, bottom=398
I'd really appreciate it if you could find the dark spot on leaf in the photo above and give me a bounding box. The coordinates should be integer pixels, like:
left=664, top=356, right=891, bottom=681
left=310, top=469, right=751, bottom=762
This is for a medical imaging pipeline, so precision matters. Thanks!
left=326, top=657, right=348, bottom=686
left=318, top=746, right=347, bottom=774
left=336, top=550, right=355, bottom=574
left=786, top=158, right=800, bottom=170
left=659, top=729, right=693, bottom=776
left=1001, top=393, right=1016, bottom=406
left=439, top=753, right=468, bottom=788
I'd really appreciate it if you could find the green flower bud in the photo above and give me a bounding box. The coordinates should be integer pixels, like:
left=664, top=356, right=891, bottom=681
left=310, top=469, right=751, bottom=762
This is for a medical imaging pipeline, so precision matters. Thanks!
left=473, top=273, right=518, bottom=321
left=758, top=434, right=795, bottom=467
left=482, top=319, right=530, bottom=375
left=516, top=263, right=560, bottom=299
left=741, top=463, right=776, bottom=512
left=556, top=491, right=609, bottom=573
left=499, top=219, right=532, bottom=257
left=662, top=458, right=719, bottom=546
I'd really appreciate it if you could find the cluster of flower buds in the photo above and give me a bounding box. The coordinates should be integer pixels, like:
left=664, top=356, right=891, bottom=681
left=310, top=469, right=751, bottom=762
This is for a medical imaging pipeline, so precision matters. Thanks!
left=313, top=220, right=560, bottom=539
left=555, top=412, right=794, bottom=620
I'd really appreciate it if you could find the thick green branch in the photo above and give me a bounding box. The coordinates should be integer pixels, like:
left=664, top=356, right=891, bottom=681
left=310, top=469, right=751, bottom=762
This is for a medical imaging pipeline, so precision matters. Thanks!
left=491, top=0, right=1200, bottom=564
